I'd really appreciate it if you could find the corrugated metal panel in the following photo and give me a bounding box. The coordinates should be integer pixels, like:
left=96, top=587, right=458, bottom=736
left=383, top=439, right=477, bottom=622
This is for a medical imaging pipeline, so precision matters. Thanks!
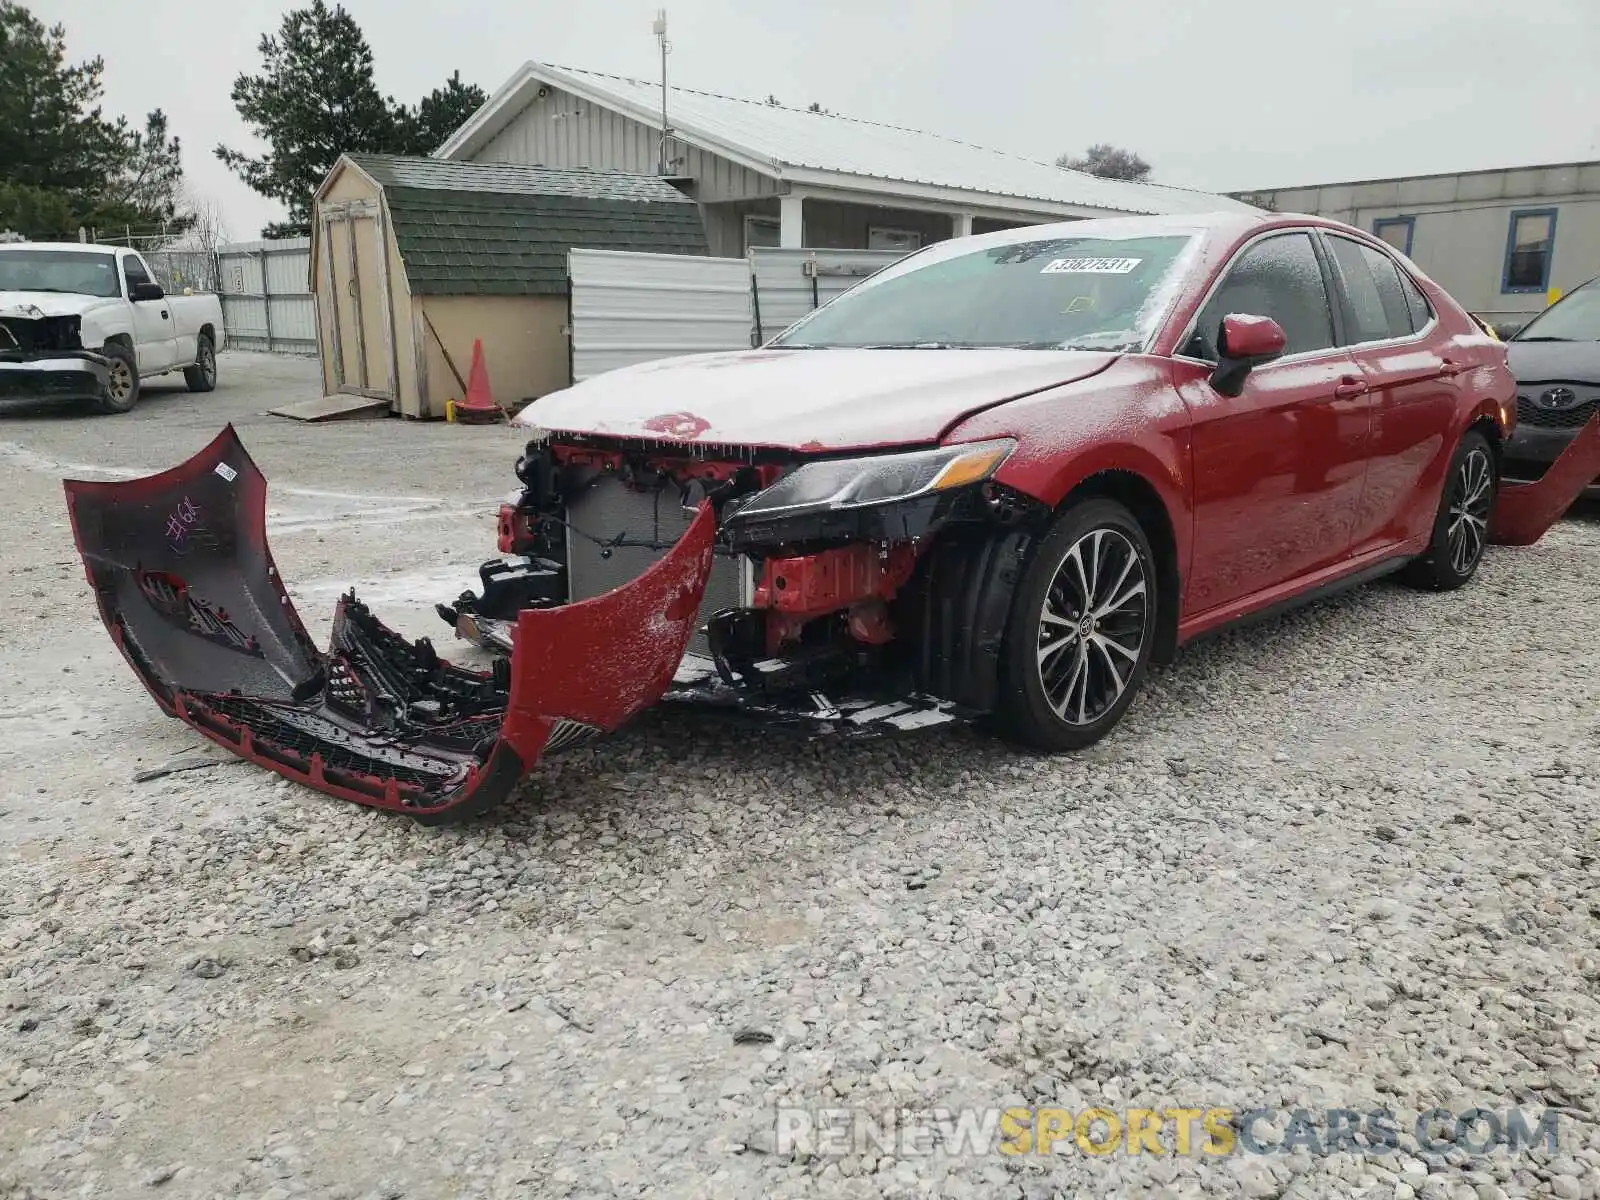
left=479, top=64, right=1253, bottom=216
left=749, top=247, right=907, bottom=340
left=568, top=247, right=752, bottom=381
left=216, top=238, right=316, bottom=355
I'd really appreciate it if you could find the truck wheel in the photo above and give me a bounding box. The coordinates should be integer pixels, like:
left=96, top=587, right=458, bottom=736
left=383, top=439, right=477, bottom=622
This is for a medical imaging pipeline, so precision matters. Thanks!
left=994, top=498, right=1157, bottom=752
left=184, top=335, right=217, bottom=393
left=97, top=343, right=140, bottom=414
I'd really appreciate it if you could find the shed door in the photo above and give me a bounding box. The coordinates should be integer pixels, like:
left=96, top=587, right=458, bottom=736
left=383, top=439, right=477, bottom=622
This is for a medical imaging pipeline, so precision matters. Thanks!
left=321, top=200, right=395, bottom=405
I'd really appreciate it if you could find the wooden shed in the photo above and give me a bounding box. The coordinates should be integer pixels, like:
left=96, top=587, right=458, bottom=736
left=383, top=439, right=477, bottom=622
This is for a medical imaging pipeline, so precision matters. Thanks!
left=308, top=153, right=709, bottom=418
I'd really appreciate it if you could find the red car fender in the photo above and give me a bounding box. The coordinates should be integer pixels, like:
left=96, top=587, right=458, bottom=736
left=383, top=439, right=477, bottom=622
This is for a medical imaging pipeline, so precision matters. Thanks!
left=982, top=437, right=1192, bottom=583
left=946, top=361, right=1195, bottom=579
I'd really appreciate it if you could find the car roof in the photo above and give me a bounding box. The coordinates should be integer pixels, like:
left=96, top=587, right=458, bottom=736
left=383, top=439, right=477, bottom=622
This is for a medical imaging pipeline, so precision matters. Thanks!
left=0, top=242, right=124, bottom=254
left=966, top=210, right=1269, bottom=247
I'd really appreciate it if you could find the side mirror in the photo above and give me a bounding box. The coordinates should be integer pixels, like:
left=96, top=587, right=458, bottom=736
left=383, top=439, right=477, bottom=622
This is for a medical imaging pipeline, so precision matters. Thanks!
left=130, top=282, right=165, bottom=302
left=1209, top=313, right=1286, bottom=397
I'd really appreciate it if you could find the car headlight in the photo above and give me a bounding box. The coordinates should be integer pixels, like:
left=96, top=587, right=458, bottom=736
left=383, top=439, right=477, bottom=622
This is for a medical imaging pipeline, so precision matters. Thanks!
left=731, top=438, right=1016, bottom=522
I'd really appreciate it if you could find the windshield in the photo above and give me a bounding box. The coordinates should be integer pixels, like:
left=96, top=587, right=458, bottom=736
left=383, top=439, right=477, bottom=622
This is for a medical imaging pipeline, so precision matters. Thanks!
left=771, top=232, right=1199, bottom=352
left=0, top=250, right=120, bottom=299
left=1513, top=280, right=1600, bottom=342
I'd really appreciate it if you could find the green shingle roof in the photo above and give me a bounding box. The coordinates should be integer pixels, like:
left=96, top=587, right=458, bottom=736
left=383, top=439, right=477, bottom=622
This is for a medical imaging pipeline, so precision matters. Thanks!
left=340, top=155, right=708, bottom=297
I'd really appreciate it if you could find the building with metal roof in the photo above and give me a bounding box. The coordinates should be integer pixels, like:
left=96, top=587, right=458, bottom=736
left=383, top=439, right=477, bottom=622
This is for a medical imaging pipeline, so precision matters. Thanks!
left=308, top=153, right=708, bottom=418
left=1233, top=159, right=1600, bottom=335
left=437, top=62, right=1255, bottom=257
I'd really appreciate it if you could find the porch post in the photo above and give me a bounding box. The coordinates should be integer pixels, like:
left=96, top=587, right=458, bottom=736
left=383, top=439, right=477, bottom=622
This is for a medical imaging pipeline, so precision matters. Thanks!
left=952, top=212, right=974, bottom=238
left=779, top=193, right=805, bottom=248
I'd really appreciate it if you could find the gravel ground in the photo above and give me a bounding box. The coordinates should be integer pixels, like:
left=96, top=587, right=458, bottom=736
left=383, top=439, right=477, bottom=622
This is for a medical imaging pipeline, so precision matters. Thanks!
left=2, top=353, right=1599, bottom=1199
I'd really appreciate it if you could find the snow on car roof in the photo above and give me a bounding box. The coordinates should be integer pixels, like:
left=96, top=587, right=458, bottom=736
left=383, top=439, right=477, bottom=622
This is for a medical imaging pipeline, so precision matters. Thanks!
left=0, top=242, right=126, bottom=254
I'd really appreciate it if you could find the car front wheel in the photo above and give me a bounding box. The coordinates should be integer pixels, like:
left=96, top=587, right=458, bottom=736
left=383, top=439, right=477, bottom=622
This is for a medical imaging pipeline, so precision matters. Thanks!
left=996, top=497, right=1157, bottom=752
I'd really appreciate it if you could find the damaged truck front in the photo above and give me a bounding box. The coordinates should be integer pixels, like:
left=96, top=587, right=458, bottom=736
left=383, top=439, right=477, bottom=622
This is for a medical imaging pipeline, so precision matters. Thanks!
left=0, top=304, right=110, bottom=406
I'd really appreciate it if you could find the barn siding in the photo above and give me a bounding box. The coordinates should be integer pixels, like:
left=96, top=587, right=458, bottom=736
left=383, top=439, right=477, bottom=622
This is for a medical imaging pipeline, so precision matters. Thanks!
left=474, top=88, right=780, bottom=204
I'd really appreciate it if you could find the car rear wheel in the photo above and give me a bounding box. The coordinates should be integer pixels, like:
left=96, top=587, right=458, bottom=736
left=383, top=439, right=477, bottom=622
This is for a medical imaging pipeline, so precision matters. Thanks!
left=184, top=335, right=217, bottom=393
left=996, top=498, right=1157, bottom=752
left=96, top=343, right=140, bottom=414
left=1402, top=429, right=1496, bottom=591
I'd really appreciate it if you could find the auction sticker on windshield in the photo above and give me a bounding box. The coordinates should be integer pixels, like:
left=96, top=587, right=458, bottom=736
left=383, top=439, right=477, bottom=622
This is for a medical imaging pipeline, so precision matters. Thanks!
left=1041, top=257, right=1142, bottom=274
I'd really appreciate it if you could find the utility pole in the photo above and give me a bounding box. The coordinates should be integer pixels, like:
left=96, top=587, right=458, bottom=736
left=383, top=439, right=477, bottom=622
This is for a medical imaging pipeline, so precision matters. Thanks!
left=653, top=10, right=672, bottom=175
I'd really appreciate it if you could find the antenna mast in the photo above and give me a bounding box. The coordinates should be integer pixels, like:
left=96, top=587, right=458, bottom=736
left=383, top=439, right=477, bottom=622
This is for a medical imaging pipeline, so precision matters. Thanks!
left=653, top=10, right=673, bottom=175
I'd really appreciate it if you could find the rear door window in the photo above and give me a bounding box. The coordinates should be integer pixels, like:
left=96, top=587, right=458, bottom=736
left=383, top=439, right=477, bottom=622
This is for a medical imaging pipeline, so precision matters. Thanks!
left=1396, top=269, right=1433, bottom=332
left=1327, top=235, right=1415, bottom=342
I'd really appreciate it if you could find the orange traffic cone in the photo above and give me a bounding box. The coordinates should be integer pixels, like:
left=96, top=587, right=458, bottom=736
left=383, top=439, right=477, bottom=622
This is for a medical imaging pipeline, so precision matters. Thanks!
left=454, top=338, right=503, bottom=424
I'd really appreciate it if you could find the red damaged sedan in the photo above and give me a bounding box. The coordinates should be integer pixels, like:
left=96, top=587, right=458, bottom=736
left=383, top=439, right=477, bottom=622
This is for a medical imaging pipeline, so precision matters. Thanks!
left=65, top=212, right=1600, bottom=822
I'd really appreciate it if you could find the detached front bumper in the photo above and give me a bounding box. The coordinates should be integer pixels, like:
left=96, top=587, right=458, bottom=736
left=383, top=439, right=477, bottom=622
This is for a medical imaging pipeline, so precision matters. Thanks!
left=1491, top=413, right=1600, bottom=544
left=0, top=351, right=111, bottom=403
left=1504, top=422, right=1600, bottom=496
left=63, top=425, right=715, bottom=823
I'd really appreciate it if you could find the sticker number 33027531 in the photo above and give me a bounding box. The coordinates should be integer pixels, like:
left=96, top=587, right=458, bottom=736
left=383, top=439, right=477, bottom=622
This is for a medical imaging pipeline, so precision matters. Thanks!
left=1041, top=257, right=1142, bottom=274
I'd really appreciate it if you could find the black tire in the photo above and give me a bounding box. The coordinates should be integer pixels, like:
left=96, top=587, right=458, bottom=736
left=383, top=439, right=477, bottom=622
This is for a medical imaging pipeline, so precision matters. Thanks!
left=1401, top=429, right=1496, bottom=592
left=995, top=497, right=1157, bottom=752
left=184, top=335, right=217, bottom=393
left=96, top=343, right=140, bottom=414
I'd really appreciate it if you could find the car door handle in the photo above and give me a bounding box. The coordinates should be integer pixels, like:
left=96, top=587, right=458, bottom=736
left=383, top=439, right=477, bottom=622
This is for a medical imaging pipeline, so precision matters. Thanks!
left=160, top=310, right=169, bottom=320
left=1436, top=357, right=1462, bottom=378
left=1333, top=376, right=1368, bottom=399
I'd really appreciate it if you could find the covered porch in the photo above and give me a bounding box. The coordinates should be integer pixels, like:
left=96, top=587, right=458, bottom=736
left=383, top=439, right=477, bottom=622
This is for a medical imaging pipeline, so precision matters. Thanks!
left=699, top=189, right=1061, bottom=258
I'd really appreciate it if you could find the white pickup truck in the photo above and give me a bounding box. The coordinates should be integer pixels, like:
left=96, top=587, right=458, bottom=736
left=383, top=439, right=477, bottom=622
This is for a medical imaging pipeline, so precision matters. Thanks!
left=0, top=242, right=225, bottom=413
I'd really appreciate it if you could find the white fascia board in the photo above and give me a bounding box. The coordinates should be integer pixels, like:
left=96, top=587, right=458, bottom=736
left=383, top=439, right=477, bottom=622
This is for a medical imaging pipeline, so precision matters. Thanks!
left=777, top=173, right=1124, bottom=223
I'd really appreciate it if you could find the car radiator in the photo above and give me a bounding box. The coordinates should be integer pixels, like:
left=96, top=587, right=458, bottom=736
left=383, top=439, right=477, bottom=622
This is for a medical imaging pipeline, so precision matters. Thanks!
left=565, top=475, right=746, bottom=656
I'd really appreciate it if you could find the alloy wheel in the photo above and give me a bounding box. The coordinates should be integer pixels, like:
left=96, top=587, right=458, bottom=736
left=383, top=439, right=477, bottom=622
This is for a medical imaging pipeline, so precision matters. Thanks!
left=1446, top=447, right=1492, bottom=575
left=201, top=345, right=216, bottom=386
left=1036, top=528, right=1149, bottom=725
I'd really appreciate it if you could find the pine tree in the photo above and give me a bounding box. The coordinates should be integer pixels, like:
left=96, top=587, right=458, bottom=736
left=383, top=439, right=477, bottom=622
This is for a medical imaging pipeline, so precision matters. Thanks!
left=1055, top=144, right=1153, bottom=184
left=216, top=0, right=400, bottom=231
left=218, top=2, right=488, bottom=235
left=394, top=70, right=487, bottom=156
left=0, top=1, right=188, bottom=238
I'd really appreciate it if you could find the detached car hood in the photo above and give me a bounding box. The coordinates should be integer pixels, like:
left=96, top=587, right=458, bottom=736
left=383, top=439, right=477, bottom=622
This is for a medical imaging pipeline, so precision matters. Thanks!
left=515, top=347, right=1119, bottom=450
left=0, top=292, right=104, bottom=319
left=1506, top=340, right=1600, bottom=384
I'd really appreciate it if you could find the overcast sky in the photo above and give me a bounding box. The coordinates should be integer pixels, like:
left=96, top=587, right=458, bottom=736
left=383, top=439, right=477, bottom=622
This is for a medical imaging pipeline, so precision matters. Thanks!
left=32, top=0, right=1600, bottom=239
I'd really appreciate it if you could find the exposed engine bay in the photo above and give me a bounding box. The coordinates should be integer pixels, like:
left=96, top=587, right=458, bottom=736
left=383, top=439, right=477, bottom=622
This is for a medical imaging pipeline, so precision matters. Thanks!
left=0, top=309, right=110, bottom=404
left=435, top=431, right=1050, bottom=732
left=0, top=310, right=85, bottom=354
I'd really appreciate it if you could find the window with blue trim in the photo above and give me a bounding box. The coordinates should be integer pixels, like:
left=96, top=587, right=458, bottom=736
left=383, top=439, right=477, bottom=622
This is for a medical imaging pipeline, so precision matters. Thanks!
left=1503, top=208, right=1557, bottom=293
left=1373, top=217, right=1414, bottom=256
